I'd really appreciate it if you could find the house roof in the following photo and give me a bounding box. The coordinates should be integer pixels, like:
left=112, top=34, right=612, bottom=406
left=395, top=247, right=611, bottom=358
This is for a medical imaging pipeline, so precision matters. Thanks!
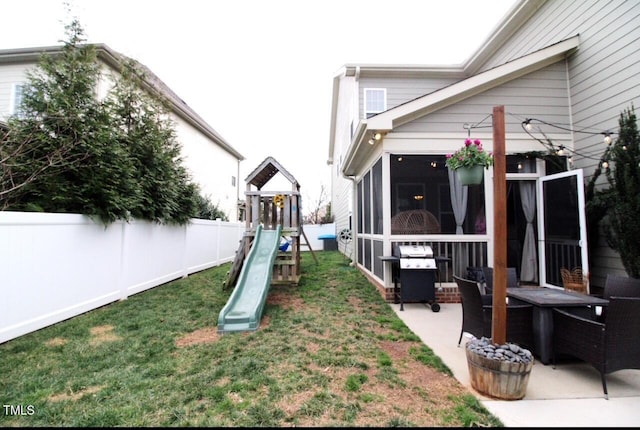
left=245, top=156, right=299, bottom=191
left=327, top=0, right=545, bottom=167
left=0, top=44, right=245, bottom=161
left=463, top=0, right=547, bottom=75
left=366, top=36, right=579, bottom=132
left=341, top=35, right=579, bottom=176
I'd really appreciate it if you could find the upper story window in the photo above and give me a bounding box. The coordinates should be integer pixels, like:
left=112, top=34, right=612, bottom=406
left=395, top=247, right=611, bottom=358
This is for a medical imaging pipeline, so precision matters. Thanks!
left=364, top=88, right=386, bottom=119
left=10, top=83, right=25, bottom=117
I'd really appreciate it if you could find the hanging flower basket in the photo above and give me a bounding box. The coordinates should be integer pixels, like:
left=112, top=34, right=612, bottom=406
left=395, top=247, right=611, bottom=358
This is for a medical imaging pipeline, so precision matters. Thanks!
left=446, top=138, right=493, bottom=186
left=456, top=165, right=485, bottom=185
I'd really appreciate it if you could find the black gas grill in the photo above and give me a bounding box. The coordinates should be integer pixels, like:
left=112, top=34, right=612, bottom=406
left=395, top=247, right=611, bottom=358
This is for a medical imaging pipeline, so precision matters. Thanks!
left=393, top=244, right=440, bottom=312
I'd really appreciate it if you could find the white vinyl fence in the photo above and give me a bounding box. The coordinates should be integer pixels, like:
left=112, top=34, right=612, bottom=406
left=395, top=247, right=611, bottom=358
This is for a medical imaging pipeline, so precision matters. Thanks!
left=299, top=222, right=337, bottom=252
left=0, top=213, right=337, bottom=344
left=0, top=212, right=244, bottom=344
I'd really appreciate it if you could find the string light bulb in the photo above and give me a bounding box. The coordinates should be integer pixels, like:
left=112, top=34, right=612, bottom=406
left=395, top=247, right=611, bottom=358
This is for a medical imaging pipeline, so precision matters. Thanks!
left=368, top=131, right=383, bottom=145
left=602, top=161, right=609, bottom=168
left=603, top=132, right=612, bottom=145
left=523, top=119, right=533, bottom=131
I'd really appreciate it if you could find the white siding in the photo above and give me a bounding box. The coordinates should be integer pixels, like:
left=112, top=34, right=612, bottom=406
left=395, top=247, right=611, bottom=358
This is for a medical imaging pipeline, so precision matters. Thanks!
left=175, top=116, right=239, bottom=221
left=330, top=74, right=359, bottom=257
left=0, top=64, right=30, bottom=121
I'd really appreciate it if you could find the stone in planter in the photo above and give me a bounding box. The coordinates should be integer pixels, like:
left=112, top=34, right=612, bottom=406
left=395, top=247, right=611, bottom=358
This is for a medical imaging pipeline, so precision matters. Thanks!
left=465, top=337, right=533, bottom=400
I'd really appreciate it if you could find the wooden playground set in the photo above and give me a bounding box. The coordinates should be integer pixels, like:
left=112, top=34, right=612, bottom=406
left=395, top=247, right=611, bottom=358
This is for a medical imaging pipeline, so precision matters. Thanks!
left=223, top=156, right=317, bottom=291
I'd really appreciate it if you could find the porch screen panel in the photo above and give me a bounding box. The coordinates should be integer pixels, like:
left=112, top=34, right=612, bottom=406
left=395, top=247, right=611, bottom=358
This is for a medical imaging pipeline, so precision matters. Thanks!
left=372, top=158, right=383, bottom=234
left=364, top=238, right=372, bottom=271
left=357, top=237, right=364, bottom=266
left=363, top=172, right=371, bottom=234
left=373, top=239, right=383, bottom=278
left=357, top=180, right=363, bottom=234
left=390, top=155, right=485, bottom=234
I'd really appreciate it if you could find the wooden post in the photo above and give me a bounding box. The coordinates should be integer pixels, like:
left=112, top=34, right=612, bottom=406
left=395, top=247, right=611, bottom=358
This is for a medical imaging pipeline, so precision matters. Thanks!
left=492, top=105, right=507, bottom=344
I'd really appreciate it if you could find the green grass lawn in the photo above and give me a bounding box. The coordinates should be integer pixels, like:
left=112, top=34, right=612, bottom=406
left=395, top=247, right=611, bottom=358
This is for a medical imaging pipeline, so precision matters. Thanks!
left=0, top=251, right=502, bottom=427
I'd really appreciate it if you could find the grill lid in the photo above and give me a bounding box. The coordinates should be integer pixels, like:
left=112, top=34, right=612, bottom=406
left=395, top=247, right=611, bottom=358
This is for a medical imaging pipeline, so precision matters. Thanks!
left=396, top=245, right=433, bottom=258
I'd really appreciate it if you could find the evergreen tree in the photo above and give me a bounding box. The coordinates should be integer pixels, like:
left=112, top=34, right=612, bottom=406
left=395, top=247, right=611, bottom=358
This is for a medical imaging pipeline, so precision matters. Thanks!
left=3, top=18, right=137, bottom=222
left=2, top=17, right=205, bottom=225
left=106, top=60, right=198, bottom=224
left=586, top=105, right=640, bottom=278
left=194, top=193, right=229, bottom=221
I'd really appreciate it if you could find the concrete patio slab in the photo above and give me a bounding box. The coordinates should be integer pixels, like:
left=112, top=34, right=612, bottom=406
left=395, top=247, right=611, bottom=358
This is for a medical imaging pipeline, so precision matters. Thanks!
left=391, top=301, right=640, bottom=427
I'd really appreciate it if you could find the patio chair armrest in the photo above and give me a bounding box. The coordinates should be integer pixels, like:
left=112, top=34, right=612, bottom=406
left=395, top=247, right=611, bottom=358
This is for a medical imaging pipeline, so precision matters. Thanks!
left=553, top=307, right=605, bottom=328
left=553, top=307, right=606, bottom=351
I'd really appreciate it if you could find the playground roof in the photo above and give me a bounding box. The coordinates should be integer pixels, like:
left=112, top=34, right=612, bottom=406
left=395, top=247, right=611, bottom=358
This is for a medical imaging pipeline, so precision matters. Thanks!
left=245, top=156, right=300, bottom=191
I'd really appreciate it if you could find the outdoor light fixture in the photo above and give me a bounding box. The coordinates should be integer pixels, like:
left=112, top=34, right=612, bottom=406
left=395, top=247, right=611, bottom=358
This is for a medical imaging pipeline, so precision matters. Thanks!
left=413, top=195, right=424, bottom=201
left=368, top=131, right=383, bottom=145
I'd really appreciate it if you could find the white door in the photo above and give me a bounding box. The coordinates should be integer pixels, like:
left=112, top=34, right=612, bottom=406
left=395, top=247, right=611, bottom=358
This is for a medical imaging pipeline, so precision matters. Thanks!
left=537, top=169, right=589, bottom=288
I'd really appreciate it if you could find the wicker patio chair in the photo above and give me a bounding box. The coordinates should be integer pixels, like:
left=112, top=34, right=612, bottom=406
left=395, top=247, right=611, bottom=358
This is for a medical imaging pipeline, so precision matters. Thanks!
left=390, top=209, right=440, bottom=235
left=454, top=275, right=533, bottom=349
left=552, top=296, right=640, bottom=399
left=598, top=274, right=640, bottom=321
left=481, top=267, right=518, bottom=295
left=602, top=274, right=640, bottom=299
left=561, top=267, right=589, bottom=294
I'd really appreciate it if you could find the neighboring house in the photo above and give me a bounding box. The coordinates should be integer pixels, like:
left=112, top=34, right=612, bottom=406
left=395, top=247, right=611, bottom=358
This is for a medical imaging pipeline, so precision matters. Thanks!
left=0, top=44, right=244, bottom=221
left=328, top=0, right=640, bottom=301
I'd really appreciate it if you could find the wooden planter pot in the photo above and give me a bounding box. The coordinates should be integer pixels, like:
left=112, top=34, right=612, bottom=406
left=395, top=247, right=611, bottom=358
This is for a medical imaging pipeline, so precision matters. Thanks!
left=466, top=346, right=533, bottom=400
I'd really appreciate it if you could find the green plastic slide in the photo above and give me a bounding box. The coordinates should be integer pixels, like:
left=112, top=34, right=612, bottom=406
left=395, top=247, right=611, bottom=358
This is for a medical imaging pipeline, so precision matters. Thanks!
left=217, top=224, right=282, bottom=333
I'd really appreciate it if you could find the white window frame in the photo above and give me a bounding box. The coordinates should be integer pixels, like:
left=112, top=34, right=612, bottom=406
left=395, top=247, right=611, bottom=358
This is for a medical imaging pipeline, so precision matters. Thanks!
left=10, top=83, right=25, bottom=116
left=364, top=88, right=386, bottom=119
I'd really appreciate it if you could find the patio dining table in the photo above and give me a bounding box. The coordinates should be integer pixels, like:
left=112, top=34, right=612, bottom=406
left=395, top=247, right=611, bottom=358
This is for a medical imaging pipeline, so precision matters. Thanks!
left=506, top=286, right=609, bottom=364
